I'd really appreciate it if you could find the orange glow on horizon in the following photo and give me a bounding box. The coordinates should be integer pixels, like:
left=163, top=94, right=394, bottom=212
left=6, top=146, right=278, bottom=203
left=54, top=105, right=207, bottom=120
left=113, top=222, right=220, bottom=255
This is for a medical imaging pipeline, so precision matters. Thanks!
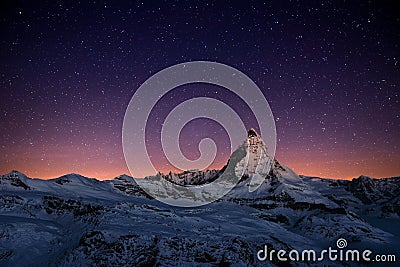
left=2, top=152, right=399, bottom=181
left=1, top=140, right=399, bottom=180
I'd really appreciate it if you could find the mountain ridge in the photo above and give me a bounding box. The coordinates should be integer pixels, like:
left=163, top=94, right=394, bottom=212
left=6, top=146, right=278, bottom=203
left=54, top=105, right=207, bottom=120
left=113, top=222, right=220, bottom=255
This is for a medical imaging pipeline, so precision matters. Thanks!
left=2, top=169, right=398, bottom=184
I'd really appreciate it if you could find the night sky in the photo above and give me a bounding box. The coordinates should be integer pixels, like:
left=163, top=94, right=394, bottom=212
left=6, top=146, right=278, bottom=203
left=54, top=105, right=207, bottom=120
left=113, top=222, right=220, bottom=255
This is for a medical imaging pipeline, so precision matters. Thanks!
left=1, top=1, right=399, bottom=180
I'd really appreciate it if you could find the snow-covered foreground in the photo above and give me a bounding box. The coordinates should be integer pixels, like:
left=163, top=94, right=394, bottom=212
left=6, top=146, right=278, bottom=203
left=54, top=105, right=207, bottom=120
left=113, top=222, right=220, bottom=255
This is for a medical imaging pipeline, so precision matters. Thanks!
left=1, top=168, right=399, bottom=266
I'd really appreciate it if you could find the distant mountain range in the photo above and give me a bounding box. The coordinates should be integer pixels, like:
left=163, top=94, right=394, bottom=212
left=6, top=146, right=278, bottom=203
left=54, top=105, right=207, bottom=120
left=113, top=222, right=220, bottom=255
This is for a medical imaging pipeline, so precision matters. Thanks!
left=1, top=130, right=399, bottom=266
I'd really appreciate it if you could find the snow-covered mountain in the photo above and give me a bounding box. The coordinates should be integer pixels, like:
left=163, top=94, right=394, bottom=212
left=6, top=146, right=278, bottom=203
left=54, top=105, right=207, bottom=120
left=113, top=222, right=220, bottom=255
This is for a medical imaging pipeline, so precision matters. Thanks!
left=1, top=130, right=399, bottom=266
left=162, top=169, right=221, bottom=186
left=161, top=128, right=272, bottom=188
left=235, top=128, right=272, bottom=190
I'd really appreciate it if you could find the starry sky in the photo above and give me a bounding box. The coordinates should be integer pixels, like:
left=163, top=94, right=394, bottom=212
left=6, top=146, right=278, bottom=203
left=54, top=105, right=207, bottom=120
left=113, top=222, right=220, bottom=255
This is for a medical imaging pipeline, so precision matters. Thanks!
left=1, top=1, right=399, bottom=180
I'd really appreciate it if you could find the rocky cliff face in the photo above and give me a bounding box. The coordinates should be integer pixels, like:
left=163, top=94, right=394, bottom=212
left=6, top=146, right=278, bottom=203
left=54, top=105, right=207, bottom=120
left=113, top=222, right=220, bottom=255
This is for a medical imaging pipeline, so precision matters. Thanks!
left=234, top=129, right=272, bottom=187
left=162, top=128, right=273, bottom=189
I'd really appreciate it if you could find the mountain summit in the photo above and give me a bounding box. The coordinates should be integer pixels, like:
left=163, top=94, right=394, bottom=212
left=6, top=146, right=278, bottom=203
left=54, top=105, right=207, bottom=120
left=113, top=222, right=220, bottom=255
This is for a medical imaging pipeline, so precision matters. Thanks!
left=161, top=128, right=272, bottom=187
left=234, top=128, right=272, bottom=191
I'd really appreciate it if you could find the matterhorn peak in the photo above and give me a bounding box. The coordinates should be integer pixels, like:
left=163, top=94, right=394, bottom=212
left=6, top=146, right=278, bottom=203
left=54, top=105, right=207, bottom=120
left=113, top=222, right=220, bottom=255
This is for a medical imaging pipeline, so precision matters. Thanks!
left=247, top=128, right=259, bottom=138
left=234, top=128, right=273, bottom=191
